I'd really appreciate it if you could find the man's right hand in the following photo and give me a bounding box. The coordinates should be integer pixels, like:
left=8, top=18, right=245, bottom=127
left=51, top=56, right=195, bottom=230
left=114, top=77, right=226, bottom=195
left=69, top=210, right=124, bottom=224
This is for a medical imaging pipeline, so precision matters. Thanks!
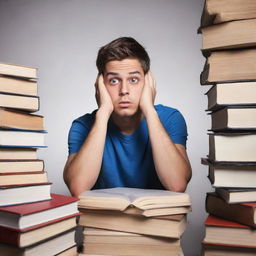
left=95, top=74, right=114, bottom=116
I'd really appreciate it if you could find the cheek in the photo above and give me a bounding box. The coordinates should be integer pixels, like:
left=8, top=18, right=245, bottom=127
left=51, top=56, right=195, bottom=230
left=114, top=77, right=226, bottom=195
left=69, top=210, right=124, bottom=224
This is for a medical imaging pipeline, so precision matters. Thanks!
left=106, top=86, right=118, bottom=101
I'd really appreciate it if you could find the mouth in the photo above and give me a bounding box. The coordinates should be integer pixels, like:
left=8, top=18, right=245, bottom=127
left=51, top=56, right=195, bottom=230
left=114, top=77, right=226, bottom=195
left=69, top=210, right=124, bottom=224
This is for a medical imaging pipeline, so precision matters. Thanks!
left=119, top=101, right=131, bottom=108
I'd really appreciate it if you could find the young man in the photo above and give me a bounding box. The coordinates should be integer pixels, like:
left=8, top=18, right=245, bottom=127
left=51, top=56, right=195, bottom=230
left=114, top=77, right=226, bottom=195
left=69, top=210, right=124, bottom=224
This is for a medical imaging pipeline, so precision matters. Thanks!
left=64, top=37, right=192, bottom=197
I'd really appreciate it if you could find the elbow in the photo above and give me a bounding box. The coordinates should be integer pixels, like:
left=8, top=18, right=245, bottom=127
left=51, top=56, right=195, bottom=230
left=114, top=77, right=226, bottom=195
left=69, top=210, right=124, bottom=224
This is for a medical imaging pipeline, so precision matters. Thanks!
left=67, top=178, right=92, bottom=197
left=169, top=182, right=187, bottom=193
left=164, top=176, right=191, bottom=193
left=64, top=172, right=94, bottom=197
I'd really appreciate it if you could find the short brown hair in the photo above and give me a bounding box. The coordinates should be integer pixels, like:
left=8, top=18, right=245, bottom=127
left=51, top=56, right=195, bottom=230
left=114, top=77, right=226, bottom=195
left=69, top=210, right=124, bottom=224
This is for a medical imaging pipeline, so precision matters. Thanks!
left=96, top=37, right=150, bottom=74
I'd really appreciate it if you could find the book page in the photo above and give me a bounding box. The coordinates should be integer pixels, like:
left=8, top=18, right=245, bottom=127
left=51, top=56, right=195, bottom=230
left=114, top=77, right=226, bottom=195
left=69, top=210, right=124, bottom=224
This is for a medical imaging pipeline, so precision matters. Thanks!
left=83, top=187, right=180, bottom=202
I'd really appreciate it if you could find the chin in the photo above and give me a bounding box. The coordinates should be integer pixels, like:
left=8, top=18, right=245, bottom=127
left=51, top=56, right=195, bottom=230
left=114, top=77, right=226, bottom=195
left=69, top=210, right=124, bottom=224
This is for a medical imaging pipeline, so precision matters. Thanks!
left=114, top=107, right=139, bottom=117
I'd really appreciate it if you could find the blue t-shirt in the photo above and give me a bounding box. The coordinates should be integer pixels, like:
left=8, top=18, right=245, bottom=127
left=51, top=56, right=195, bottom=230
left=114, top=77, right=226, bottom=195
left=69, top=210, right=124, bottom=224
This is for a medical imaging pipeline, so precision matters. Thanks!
left=68, top=104, right=187, bottom=189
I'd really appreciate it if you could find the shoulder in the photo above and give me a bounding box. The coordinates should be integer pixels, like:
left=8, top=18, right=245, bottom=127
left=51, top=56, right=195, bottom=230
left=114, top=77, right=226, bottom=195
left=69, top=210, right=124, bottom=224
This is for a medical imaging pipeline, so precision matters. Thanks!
left=72, top=110, right=97, bottom=128
left=154, top=104, right=185, bottom=121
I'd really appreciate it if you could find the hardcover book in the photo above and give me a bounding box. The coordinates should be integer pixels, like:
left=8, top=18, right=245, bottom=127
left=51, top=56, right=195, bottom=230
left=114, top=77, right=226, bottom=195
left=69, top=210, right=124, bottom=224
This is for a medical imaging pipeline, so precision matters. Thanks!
left=206, top=193, right=256, bottom=227
left=204, top=215, right=256, bottom=247
left=0, top=193, right=79, bottom=229
left=200, top=0, right=256, bottom=27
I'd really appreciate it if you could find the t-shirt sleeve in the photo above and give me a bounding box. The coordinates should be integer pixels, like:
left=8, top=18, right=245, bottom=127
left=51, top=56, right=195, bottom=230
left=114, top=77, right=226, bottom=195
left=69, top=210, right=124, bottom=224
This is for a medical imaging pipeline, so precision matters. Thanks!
left=164, top=109, right=188, bottom=147
left=68, top=117, right=92, bottom=155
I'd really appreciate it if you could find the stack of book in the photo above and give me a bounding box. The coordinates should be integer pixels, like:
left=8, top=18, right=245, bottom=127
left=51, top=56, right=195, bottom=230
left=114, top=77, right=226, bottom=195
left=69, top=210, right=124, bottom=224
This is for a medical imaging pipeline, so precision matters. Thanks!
left=199, top=0, right=256, bottom=255
left=77, top=187, right=192, bottom=256
left=0, top=62, right=79, bottom=255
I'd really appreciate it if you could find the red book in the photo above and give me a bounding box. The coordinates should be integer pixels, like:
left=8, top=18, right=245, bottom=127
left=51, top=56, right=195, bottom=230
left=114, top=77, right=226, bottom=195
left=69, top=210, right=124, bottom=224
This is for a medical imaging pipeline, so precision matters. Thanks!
left=206, top=193, right=256, bottom=227
left=0, top=193, right=79, bottom=230
left=204, top=215, right=256, bottom=248
left=202, top=241, right=256, bottom=255
left=0, top=213, right=79, bottom=247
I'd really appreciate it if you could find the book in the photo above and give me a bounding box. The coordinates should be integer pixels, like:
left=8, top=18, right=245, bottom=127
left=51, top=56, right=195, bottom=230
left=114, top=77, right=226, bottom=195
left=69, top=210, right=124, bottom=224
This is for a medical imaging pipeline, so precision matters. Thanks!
left=0, top=171, right=48, bottom=186
left=206, top=82, right=256, bottom=111
left=210, top=106, right=256, bottom=131
left=79, top=209, right=186, bottom=238
left=0, top=159, right=44, bottom=173
left=123, top=204, right=192, bottom=217
left=0, top=92, right=39, bottom=112
left=0, top=108, right=44, bottom=130
left=0, top=213, right=78, bottom=247
left=202, top=241, right=256, bottom=256
left=83, top=228, right=181, bottom=256
left=56, top=246, right=77, bottom=256
left=200, top=0, right=256, bottom=27
left=203, top=215, right=256, bottom=247
left=202, top=159, right=256, bottom=188
left=216, top=187, right=256, bottom=203
left=0, top=129, right=46, bottom=147
left=78, top=187, right=191, bottom=211
left=0, top=75, right=37, bottom=96
left=206, top=193, right=256, bottom=227
left=0, top=147, right=37, bottom=160
left=208, top=133, right=256, bottom=162
left=82, top=228, right=181, bottom=256
left=0, top=183, right=52, bottom=206
left=0, top=229, right=76, bottom=256
left=0, top=193, right=79, bottom=229
left=201, top=19, right=256, bottom=51
left=201, top=49, right=256, bottom=85
left=0, top=62, right=37, bottom=79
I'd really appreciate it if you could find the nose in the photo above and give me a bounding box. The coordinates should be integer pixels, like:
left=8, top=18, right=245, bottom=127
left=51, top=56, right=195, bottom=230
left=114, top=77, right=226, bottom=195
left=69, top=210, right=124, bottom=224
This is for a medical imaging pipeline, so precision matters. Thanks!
left=119, top=81, right=129, bottom=96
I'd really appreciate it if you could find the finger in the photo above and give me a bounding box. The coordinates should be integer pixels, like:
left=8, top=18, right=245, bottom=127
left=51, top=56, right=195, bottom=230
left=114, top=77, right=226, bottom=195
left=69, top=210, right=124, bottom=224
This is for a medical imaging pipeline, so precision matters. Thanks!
left=149, top=71, right=156, bottom=89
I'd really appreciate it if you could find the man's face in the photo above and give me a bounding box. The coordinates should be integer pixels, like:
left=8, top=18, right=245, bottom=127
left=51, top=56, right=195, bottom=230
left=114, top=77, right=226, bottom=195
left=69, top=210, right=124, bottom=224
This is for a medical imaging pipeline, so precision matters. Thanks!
left=103, top=58, right=145, bottom=118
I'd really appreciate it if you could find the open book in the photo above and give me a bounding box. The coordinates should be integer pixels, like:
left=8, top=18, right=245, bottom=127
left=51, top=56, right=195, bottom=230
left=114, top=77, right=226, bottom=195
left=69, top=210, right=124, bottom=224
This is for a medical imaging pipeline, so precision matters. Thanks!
left=78, top=187, right=191, bottom=211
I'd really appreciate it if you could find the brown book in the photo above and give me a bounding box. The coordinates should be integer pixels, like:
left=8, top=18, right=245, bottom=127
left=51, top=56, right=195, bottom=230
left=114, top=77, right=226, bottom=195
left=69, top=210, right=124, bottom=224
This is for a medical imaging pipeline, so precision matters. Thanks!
left=0, top=92, right=39, bottom=112
left=206, top=83, right=256, bottom=111
left=82, top=228, right=181, bottom=256
left=210, top=106, right=256, bottom=131
left=0, top=62, right=37, bottom=79
left=201, top=49, right=256, bottom=85
left=200, top=0, right=256, bottom=27
left=208, top=133, right=256, bottom=162
left=202, top=158, right=256, bottom=188
left=0, top=147, right=37, bottom=160
left=0, top=159, right=44, bottom=174
left=0, top=171, right=48, bottom=186
left=0, top=108, right=44, bottom=130
left=216, top=188, right=256, bottom=204
left=203, top=215, right=256, bottom=247
left=56, top=246, right=78, bottom=256
left=78, top=187, right=191, bottom=212
left=202, top=242, right=256, bottom=256
left=0, top=229, right=76, bottom=256
left=123, top=204, right=192, bottom=217
left=206, top=193, right=256, bottom=227
left=201, top=19, right=256, bottom=51
left=0, top=76, right=37, bottom=96
left=79, top=209, right=186, bottom=239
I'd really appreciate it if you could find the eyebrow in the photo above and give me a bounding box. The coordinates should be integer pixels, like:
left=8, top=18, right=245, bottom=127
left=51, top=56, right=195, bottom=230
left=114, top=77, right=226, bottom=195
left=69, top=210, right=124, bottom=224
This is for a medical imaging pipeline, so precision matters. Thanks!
left=106, top=71, right=142, bottom=76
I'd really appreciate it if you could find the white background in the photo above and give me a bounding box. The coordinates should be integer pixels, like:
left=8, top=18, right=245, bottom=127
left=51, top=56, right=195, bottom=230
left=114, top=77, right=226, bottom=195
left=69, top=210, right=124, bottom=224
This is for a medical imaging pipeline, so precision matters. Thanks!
left=0, top=1, right=212, bottom=255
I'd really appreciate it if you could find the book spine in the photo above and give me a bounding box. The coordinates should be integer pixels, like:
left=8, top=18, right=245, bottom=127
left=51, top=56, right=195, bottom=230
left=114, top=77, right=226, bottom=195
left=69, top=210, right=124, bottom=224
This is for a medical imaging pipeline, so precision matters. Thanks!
left=0, top=227, right=20, bottom=246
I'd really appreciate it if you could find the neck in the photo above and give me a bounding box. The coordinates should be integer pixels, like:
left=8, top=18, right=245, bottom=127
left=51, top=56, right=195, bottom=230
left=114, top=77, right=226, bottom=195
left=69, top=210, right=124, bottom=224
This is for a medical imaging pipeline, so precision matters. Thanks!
left=111, top=110, right=143, bottom=135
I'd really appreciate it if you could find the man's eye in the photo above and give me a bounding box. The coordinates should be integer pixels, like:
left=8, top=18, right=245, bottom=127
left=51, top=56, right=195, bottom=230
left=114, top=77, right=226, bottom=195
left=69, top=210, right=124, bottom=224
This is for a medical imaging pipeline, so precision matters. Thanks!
left=109, top=78, right=119, bottom=85
left=129, top=77, right=139, bottom=84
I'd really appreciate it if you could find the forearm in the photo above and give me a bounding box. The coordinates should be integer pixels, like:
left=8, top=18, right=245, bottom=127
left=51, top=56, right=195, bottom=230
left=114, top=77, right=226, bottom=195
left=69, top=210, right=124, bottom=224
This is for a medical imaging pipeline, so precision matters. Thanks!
left=144, top=107, right=191, bottom=192
left=64, top=109, right=110, bottom=196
